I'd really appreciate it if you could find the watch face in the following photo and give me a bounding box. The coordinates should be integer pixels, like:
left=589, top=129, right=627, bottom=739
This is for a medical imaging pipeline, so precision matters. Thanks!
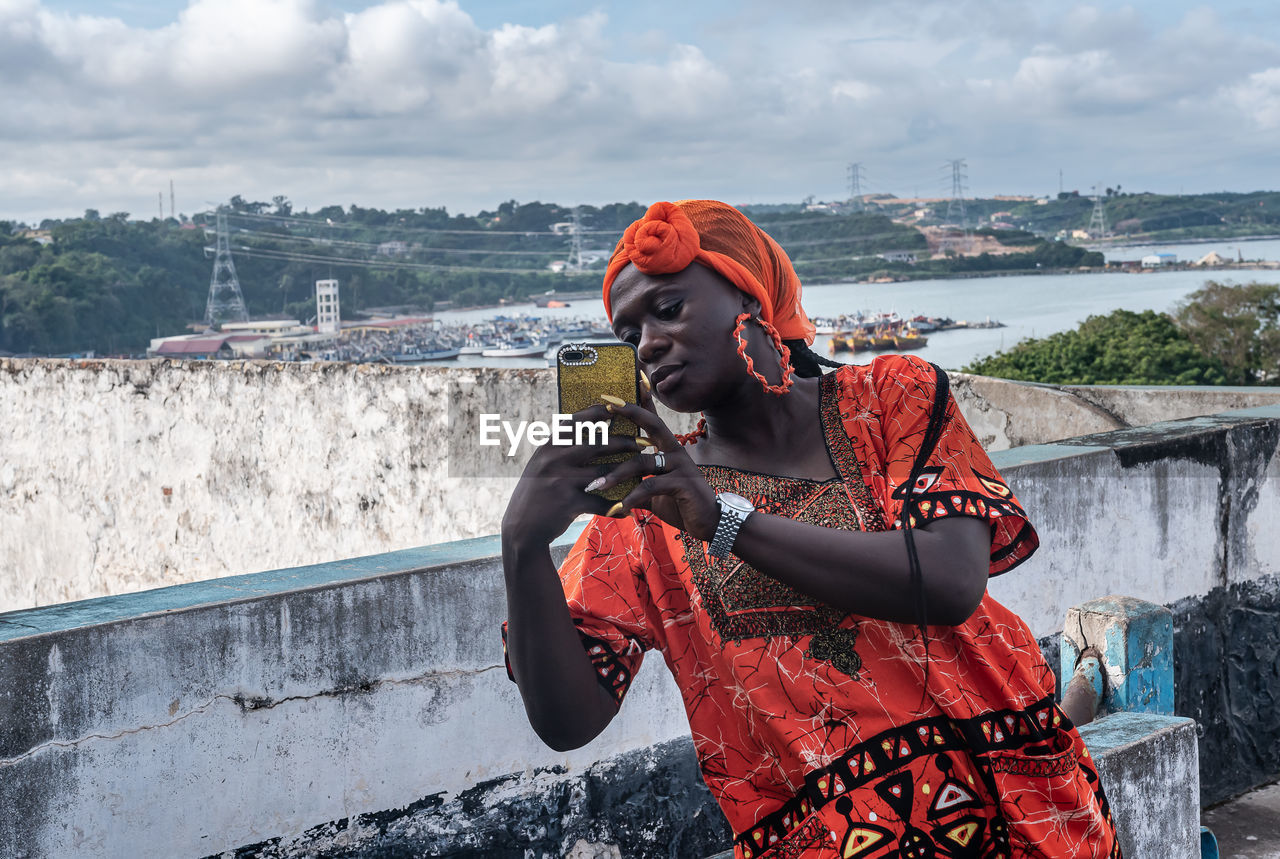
left=719, top=492, right=753, bottom=513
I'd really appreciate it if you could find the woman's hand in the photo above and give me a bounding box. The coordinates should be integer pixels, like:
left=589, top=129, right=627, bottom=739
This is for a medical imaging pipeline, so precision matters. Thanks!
left=502, top=403, right=645, bottom=548
left=501, top=402, right=654, bottom=750
left=587, top=395, right=720, bottom=542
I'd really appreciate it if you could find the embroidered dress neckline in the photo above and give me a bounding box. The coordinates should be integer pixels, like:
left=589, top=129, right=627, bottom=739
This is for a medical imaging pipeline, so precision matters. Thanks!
left=694, top=372, right=845, bottom=486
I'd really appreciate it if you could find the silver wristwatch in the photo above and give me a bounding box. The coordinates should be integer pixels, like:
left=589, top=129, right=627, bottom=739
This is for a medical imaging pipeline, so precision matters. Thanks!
left=709, top=492, right=754, bottom=559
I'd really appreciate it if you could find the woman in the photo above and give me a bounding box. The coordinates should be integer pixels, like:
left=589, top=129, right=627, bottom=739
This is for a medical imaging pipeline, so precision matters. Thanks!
left=502, top=201, right=1119, bottom=858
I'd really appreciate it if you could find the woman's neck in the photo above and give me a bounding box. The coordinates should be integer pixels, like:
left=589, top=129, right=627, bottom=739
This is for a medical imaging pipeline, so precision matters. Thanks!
left=690, top=375, right=832, bottom=479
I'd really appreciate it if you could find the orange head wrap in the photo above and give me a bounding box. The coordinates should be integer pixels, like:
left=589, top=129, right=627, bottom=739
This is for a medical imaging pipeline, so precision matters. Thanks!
left=602, top=200, right=816, bottom=346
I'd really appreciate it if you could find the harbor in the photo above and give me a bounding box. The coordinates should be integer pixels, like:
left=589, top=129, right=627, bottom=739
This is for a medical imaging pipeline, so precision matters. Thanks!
left=261, top=309, right=1006, bottom=367
left=403, top=264, right=1226, bottom=370
left=138, top=264, right=1239, bottom=371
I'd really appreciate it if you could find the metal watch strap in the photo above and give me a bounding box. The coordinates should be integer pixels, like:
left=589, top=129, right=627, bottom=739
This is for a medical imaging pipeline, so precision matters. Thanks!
left=709, top=497, right=750, bottom=559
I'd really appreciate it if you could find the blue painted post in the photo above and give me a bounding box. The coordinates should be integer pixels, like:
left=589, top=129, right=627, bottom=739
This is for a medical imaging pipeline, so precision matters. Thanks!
left=1200, top=826, right=1219, bottom=859
left=1061, top=596, right=1175, bottom=717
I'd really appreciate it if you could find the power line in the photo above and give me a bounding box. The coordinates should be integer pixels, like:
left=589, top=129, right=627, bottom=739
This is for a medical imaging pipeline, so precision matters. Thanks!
left=231, top=246, right=563, bottom=276
left=227, top=216, right=918, bottom=254
left=232, top=228, right=567, bottom=257
left=215, top=209, right=622, bottom=237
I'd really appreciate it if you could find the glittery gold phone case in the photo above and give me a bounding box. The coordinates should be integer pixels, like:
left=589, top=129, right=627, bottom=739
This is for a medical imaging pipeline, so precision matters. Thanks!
left=557, top=342, right=640, bottom=502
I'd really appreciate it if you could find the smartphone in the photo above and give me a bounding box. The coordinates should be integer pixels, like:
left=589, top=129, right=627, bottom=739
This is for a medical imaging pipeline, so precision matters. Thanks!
left=557, top=342, right=641, bottom=502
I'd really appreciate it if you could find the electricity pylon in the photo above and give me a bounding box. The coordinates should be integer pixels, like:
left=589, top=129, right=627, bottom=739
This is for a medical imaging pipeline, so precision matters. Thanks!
left=204, top=209, right=249, bottom=326
left=945, top=159, right=968, bottom=230
left=847, top=162, right=865, bottom=212
left=568, top=208, right=586, bottom=271
left=1088, top=183, right=1110, bottom=238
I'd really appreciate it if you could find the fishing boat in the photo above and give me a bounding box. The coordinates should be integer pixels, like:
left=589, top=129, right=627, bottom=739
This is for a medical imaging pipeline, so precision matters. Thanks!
left=890, top=331, right=928, bottom=350
left=481, top=339, right=547, bottom=358
left=413, top=345, right=461, bottom=361
left=532, top=289, right=596, bottom=308
left=829, top=325, right=928, bottom=354
left=388, top=343, right=461, bottom=362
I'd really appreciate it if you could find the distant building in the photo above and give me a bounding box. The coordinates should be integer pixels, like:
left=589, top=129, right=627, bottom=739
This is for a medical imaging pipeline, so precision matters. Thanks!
left=880, top=250, right=919, bottom=264
left=18, top=229, right=52, bottom=246
left=315, top=280, right=340, bottom=336
left=1141, top=253, right=1177, bottom=267
left=219, top=320, right=309, bottom=337
left=149, top=334, right=271, bottom=359
left=376, top=241, right=409, bottom=257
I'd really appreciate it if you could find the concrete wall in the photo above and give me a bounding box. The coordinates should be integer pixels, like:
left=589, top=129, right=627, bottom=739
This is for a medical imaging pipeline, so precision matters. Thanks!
left=1, top=405, right=1278, bottom=856
left=1077, top=713, right=1201, bottom=859
left=951, top=374, right=1280, bottom=452
left=4, top=357, right=1280, bottom=614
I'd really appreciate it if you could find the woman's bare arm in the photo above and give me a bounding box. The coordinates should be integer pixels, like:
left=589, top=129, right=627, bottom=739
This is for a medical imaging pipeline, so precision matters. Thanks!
left=726, top=514, right=991, bottom=625
left=597, top=400, right=993, bottom=626
left=500, top=403, right=638, bottom=751
left=501, top=535, right=619, bottom=751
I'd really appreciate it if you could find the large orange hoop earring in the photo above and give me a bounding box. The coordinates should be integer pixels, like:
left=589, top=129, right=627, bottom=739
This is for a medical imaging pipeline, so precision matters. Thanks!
left=733, top=312, right=794, bottom=396
left=676, top=416, right=708, bottom=446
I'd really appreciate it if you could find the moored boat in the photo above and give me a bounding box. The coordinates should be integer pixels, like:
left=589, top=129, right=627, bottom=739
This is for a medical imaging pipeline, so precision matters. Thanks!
left=481, top=339, right=547, bottom=357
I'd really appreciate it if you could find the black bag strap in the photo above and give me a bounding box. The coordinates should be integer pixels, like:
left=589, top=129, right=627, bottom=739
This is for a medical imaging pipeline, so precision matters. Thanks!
left=900, top=363, right=950, bottom=671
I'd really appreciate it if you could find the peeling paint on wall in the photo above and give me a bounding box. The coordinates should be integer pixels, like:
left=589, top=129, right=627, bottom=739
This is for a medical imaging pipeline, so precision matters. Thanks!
left=221, top=739, right=730, bottom=859
left=2, top=358, right=1278, bottom=612
left=1171, top=573, right=1280, bottom=804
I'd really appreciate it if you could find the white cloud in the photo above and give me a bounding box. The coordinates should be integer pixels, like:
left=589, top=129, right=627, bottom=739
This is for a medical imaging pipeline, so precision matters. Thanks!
left=1225, top=67, right=1280, bottom=129
left=831, top=80, right=880, bottom=102
left=0, top=0, right=1278, bottom=221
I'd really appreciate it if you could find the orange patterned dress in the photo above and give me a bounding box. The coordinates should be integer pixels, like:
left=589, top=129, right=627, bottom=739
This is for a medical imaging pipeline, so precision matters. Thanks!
left=513, top=355, right=1119, bottom=858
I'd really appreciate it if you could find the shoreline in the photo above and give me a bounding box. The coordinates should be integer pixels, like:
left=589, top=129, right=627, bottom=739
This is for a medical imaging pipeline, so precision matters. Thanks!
left=805, top=260, right=1280, bottom=288
left=441, top=261, right=1280, bottom=312
left=1083, top=232, right=1280, bottom=250
left=440, top=236, right=1280, bottom=311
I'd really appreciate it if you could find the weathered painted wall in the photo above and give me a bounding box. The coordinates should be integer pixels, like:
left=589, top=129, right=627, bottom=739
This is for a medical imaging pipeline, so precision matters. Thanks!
left=3, top=357, right=1279, bottom=614
left=1, top=407, right=1277, bottom=856
left=951, top=375, right=1280, bottom=452
left=1078, top=713, right=1201, bottom=858
left=0, top=538, right=698, bottom=858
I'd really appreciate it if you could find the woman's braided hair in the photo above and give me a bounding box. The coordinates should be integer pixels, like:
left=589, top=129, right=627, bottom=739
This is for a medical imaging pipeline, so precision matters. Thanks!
left=784, top=339, right=845, bottom=379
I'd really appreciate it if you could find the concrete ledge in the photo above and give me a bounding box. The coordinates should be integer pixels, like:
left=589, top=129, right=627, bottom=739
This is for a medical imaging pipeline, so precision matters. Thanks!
left=1080, top=713, right=1200, bottom=859
left=2, top=356, right=1278, bottom=612
left=1, top=405, right=1277, bottom=853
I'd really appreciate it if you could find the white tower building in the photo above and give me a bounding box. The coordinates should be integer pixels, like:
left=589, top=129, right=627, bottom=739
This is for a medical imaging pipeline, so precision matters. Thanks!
left=315, top=279, right=340, bottom=336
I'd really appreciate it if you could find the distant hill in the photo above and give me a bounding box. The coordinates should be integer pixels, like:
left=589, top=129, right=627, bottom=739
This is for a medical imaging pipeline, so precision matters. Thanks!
left=10, top=189, right=1273, bottom=356
left=868, top=190, right=1280, bottom=241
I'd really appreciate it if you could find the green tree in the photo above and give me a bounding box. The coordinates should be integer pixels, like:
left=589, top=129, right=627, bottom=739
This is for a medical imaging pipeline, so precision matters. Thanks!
left=964, top=309, right=1228, bottom=385
left=1174, top=281, right=1280, bottom=384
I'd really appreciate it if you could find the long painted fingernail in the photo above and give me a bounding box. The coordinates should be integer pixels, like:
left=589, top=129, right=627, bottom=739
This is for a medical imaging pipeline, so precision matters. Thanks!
left=606, top=502, right=626, bottom=517
left=585, top=477, right=606, bottom=492
left=635, top=435, right=654, bottom=448
left=599, top=394, right=626, bottom=407
left=639, top=371, right=651, bottom=394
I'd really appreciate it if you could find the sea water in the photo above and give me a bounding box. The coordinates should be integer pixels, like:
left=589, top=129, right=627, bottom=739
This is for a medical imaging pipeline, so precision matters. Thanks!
left=433, top=241, right=1280, bottom=372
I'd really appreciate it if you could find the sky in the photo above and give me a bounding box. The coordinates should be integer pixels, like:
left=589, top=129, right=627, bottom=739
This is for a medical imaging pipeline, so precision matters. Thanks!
left=3, top=0, right=1280, bottom=223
